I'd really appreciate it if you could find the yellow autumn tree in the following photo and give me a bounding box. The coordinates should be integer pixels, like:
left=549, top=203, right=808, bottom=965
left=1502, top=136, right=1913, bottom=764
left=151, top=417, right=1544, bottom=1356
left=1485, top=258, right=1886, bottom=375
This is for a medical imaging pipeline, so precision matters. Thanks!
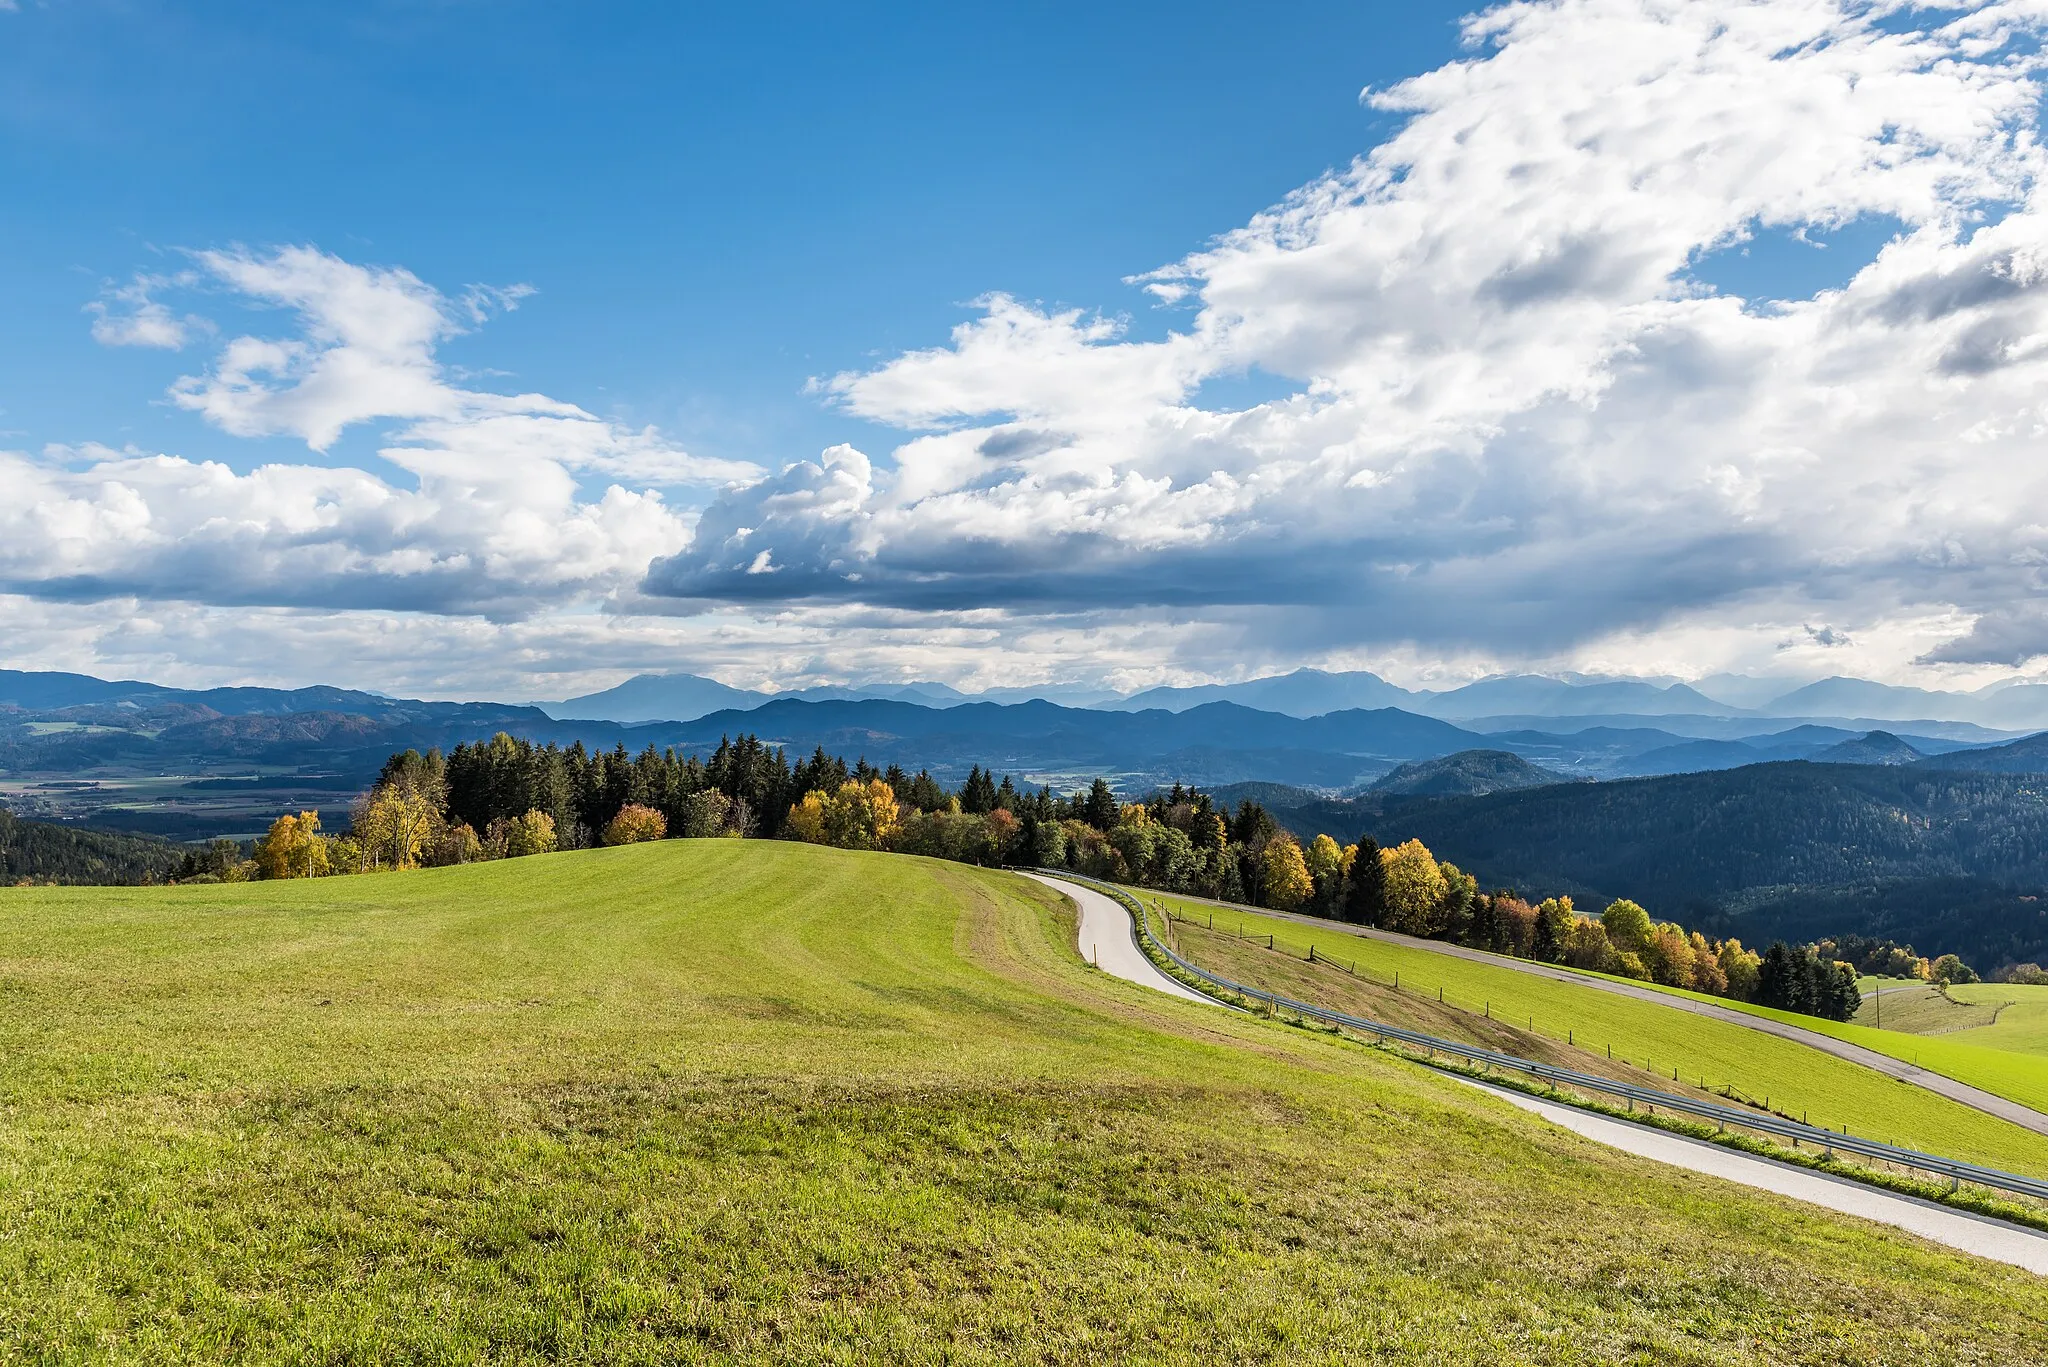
left=1263, top=834, right=1314, bottom=911
left=1380, top=838, right=1448, bottom=935
left=784, top=790, right=830, bottom=845
left=602, top=803, right=667, bottom=846
left=254, top=810, right=329, bottom=880
left=825, top=778, right=900, bottom=850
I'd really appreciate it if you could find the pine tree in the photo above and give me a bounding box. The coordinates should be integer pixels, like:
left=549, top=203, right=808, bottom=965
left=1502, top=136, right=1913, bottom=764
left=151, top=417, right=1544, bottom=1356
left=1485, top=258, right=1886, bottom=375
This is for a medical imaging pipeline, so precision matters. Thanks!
left=1342, top=835, right=1386, bottom=925
left=1083, top=778, right=1118, bottom=830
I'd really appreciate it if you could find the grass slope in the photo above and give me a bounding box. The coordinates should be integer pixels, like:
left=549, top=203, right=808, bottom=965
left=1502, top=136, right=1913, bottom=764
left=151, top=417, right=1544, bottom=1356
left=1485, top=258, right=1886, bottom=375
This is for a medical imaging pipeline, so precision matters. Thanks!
left=0, top=842, right=2043, bottom=1363
left=1542, top=967, right=2048, bottom=1121
left=1145, top=893, right=2048, bottom=1177
left=1951, top=982, right=2048, bottom=1053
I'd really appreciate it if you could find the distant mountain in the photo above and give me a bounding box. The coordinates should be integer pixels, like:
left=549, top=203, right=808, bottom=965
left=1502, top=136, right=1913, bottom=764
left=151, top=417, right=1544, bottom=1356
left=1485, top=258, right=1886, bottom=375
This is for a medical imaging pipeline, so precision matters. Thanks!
left=1763, top=677, right=1967, bottom=721
left=1915, top=730, right=2048, bottom=774
left=545, top=673, right=1122, bottom=723
left=1366, top=749, right=1565, bottom=797
left=1690, top=673, right=1812, bottom=709
left=0, top=669, right=179, bottom=711
left=1416, top=675, right=1747, bottom=720
left=1759, top=675, right=2048, bottom=730
left=0, top=669, right=433, bottom=721
left=544, top=673, right=768, bottom=723
left=1102, top=669, right=1419, bottom=717
left=1810, top=730, right=1924, bottom=766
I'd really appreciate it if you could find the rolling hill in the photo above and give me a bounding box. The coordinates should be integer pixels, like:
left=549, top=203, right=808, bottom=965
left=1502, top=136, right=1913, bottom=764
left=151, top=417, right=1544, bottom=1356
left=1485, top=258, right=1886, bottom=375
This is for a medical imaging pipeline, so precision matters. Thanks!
left=0, top=841, right=2039, bottom=1360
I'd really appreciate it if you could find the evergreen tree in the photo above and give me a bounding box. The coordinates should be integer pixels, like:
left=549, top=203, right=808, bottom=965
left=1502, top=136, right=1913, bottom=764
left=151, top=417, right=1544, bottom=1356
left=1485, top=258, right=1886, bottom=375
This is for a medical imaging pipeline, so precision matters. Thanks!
left=961, top=766, right=999, bottom=814
left=1082, top=778, right=1119, bottom=830
left=1342, top=835, right=1386, bottom=925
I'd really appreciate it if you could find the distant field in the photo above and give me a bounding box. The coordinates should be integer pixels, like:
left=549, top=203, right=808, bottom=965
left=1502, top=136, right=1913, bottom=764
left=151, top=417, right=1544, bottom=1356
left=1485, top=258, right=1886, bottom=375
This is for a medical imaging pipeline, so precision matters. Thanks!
left=1950, top=982, right=2048, bottom=1053
left=1543, top=964, right=2048, bottom=1119
left=1144, top=892, right=2048, bottom=1177
left=2, top=844, right=2045, bottom=1362
left=1853, top=984, right=2006, bottom=1035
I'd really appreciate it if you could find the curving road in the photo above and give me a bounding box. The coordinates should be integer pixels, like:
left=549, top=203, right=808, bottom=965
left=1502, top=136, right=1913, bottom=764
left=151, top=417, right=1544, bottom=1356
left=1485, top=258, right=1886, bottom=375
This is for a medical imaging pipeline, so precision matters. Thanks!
left=1027, top=871, right=2048, bottom=1277
left=1157, top=889, right=2048, bottom=1139
left=1020, top=870, right=1212, bottom=1005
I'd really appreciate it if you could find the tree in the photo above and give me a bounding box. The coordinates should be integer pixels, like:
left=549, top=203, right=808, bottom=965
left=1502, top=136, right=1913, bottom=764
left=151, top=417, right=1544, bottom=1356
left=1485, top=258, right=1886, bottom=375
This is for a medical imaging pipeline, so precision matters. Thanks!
left=961, top=766, right=999, bottom=815
left=1930, top=953, right=1980, bottom=985
left=1304, top=833, right=1345, bottom=915
left=1380, top=839, right=1448, bottom=935
left=1532, top=897, right=1573, bottom=963
left=1263, top=835, right=1314, bottom=911
left=603, top=803, right=668, bottom=846
left=826, top=778, right=900, bottom=850
left=1719, top=938, right=1762, bottom=1001
left=1641, top=924, right=1697, bottom=988
left=487, top=809, right=557, bottom=858
left=428, top=823, right=483, bottom=866
left=680, top=789, right=735, bottom=838
left=1082, top=779, right=1119, bottom=831
left=1599, top=899, right=1653, bottom=955
left=1562, top=915, right=1614, bottom=972
left=351, top=759, right=447, bottom=872
left=784, top=791, right=830, bottom=845
left=1342, top=835, right=1386, bottom=925
left=254, top=811, right=329, bottom=880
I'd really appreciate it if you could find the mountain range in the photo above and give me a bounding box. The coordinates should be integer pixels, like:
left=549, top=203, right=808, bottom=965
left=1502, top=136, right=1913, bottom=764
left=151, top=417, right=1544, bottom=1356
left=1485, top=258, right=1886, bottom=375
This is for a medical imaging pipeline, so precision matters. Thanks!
left=538, top=666, right=2048, bottom=732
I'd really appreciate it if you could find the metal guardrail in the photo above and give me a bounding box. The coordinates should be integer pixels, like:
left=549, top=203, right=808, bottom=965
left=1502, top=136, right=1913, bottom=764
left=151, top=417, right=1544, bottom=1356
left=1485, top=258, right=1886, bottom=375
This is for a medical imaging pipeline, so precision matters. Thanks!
left=1035, top=869, right=2048, bottom=1206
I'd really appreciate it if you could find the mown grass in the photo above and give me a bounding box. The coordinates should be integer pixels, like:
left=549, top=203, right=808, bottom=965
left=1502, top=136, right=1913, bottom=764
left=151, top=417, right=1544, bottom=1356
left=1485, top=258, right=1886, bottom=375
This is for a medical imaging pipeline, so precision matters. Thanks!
left=1144, top=892, right=2048, bottom=1177
left=1853, top=984, right=2006, bottom=1035
left=1548, top=968, right=2048, bottom=1120
left=1949, top=982, right=2048, bottom=1052
left=1, top=841, right=2045, bottom=1363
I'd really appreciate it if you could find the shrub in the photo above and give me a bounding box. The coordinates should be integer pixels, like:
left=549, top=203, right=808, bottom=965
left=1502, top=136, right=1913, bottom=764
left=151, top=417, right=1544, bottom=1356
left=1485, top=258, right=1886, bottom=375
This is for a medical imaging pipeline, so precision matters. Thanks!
left=602, top=804, right=668, bottom=846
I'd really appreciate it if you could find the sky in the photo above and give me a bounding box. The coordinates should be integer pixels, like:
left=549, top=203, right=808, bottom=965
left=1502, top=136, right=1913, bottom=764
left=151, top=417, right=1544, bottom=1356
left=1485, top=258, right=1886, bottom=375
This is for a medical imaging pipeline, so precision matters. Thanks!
left=7, top=0, right=2048, bottom=700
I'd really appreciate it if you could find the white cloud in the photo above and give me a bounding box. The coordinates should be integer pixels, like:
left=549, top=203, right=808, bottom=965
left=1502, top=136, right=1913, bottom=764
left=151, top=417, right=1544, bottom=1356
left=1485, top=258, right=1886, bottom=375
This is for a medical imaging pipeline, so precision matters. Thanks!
left=648, top=0, right=2048, bottom=679
left=87, top=272, right=207, bottom=349
left=13, top=247, right=762, bottom=620
left=26, top=1, right=2048, bottom=694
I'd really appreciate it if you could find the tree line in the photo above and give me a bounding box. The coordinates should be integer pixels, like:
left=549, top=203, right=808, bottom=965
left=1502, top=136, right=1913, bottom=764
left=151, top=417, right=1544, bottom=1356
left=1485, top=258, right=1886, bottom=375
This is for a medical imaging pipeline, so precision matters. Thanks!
left=195, top=731, right=1986, bottom=1022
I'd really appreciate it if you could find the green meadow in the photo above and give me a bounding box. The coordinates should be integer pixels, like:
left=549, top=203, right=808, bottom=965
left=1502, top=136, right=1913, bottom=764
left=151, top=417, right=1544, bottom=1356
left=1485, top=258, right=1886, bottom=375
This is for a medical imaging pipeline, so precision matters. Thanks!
left=1546, top=967, right=2048, bottom=1120
left=1, top=842, right=2044, bottom=1363
left=1145, top=892, right=2048, bottom=1177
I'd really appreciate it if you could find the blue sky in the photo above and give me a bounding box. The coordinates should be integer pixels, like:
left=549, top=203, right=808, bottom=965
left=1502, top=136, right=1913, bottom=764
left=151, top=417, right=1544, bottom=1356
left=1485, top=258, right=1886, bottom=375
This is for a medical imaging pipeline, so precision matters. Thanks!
left=7, top=1, right=2048, bottom=700
left=1, top=2, right=1470, bottom=480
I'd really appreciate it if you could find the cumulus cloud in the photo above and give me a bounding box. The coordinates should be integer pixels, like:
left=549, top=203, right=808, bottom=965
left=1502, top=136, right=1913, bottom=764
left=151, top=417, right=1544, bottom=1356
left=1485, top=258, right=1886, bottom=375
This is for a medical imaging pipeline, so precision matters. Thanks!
left=16, top=247, right=761, bottom=618
left=87, top=272, right=207, bottom=349
left=646, top=0, right=2048, bottom=675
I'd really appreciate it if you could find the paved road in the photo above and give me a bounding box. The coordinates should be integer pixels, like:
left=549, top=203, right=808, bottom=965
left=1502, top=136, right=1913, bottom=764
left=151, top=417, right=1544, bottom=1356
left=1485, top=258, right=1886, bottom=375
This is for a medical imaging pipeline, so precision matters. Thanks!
left=1464, top=1078, right=2048, bottom=1276
left=1154, top=889, right=2048, bottom=1139
left=1036, top=872, right=2048, bottom=1277
left=1021, top=871, right=1211, bottom=1006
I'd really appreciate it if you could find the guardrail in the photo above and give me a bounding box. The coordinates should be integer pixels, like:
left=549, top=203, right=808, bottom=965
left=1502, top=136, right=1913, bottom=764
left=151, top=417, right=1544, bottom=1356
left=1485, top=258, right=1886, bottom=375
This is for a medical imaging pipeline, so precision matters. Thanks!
left=1033, top=869, right=2048, bottom=1206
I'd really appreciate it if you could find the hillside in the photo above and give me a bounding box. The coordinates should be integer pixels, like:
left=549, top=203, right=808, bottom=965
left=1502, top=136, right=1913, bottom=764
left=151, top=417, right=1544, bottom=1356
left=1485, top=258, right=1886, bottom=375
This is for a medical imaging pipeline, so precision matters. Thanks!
left=0, top=809, right=183, bottom=884
left=0, top=842, right=2039, bottom=1359
left=1366, top=748, right=1566, bottom=797
left=1254, top=762, right=2048, bottom=969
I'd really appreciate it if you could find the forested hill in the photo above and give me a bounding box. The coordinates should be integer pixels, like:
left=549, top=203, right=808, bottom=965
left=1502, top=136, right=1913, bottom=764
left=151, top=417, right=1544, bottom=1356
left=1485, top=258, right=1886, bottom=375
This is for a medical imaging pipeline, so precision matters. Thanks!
left=0, top=810, right=183, bottom=885
left=1259, top=763, right=2048, bottom=970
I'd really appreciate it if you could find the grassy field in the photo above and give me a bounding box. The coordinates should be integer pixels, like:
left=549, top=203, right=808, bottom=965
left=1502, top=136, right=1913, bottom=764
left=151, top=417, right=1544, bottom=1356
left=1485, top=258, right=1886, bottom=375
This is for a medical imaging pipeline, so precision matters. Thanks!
left=2, top=843, right=2046, bottom=1362
left=1524, top=961, right=2048, bottom=1119
left=1950, top=982, right=2048, bottom=1052
left=1144, top=892, right=2048, bottom=1177
left=1853, top=984, right=2007, bottom=1035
